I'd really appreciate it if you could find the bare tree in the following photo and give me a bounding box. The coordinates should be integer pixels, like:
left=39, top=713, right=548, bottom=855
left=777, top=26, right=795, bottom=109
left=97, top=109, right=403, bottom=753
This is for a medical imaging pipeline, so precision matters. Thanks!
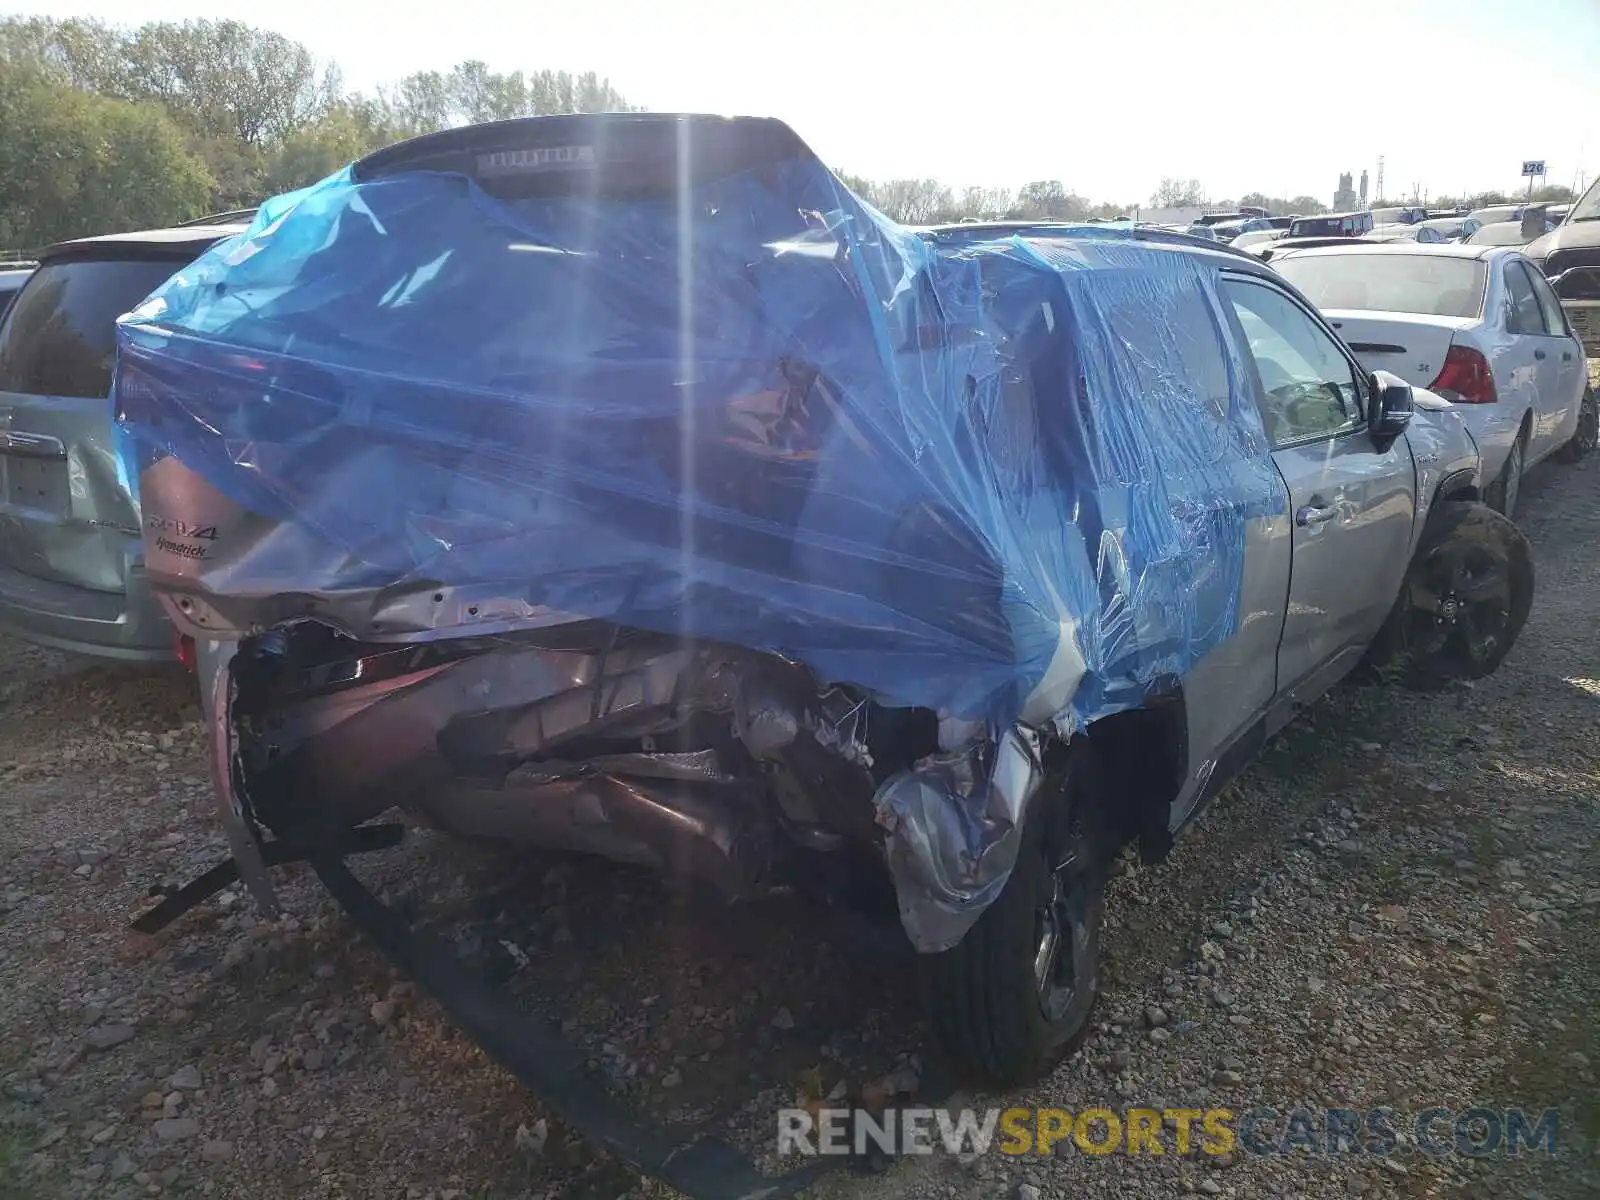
left=1013, top=181, right=1090, bottom=221
left=376, top=63, right=634, bottom=136
left=855, top=179, right=951, bottom=224
left=1150, top=177, right=1205, bottom=207
left=957, top=185, right=1013, bottom=221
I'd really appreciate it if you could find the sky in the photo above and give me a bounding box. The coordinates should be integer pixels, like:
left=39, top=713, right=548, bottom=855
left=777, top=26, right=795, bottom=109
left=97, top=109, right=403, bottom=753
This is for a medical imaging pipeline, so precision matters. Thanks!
left=22, top=0, right=1600, bottom=208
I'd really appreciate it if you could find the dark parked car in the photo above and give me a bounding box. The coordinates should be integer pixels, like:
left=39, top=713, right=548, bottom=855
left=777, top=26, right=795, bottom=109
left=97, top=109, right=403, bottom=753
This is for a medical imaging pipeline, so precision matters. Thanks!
left=0, top=221, right=247, bottom=658
left=114, top=114, right=1532, bottom=1190
left=1289, top=210, right=1375, bottom=237
left=1523, top=176, right=1600, bottom=361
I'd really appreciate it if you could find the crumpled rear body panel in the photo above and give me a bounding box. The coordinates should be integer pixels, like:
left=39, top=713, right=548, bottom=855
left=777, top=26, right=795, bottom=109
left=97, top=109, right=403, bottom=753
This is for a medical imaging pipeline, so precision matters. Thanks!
left=114, top=115, right=1282, bottom=729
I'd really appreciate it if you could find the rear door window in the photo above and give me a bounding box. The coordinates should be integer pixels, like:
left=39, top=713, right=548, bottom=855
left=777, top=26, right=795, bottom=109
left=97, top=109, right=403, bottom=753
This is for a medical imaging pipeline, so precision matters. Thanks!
left=1502, top=261, right=1545, bottom=336
left=0, top=258, right=184, bottom=398
left=1516, top=262, right=1570, bottom=336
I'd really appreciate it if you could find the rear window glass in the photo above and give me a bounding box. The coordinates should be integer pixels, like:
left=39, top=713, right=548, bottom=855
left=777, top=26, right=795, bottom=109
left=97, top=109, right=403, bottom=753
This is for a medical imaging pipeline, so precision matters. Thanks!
left=1466, top=224, right=1529, bottom=247
left=0, top=259, right=182, bottom=398
left=1273, top=253, right=1488, bottom=319
left=1103, top=285, right=1234, bottom=426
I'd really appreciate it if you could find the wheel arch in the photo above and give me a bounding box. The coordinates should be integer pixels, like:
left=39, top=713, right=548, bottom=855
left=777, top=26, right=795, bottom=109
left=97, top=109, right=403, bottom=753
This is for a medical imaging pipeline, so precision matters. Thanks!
left=1074, top=678, right=1189, bottom=865
left=1514, top=405, right=1534, bottom=451
left=1432, top=466, right=1481, bottom=507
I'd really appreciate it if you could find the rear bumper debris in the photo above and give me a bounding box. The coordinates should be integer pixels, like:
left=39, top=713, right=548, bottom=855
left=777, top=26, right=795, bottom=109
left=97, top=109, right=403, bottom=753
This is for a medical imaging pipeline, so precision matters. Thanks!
left=312, top=853, right=831, bottom=1200
left=129, top=823, right=404, bottom=935
left=134, top=824, right=831, bottom=1199
left=150, top=640, right=835, bottom=1197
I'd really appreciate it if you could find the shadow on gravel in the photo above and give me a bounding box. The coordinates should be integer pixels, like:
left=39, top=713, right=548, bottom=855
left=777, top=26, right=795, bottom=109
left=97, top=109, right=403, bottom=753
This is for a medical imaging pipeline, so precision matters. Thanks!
left=0, top=655, right=197, bottom=730
left=169, top=836, right=930, bottom=1195
left=405, top=846, right=929, bottom=1130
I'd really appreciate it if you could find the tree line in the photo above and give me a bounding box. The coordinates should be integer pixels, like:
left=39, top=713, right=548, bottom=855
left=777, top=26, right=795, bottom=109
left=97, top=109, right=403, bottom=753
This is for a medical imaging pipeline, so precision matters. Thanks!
left=819, top=175, right=1579, bottom=228
left=833, top=175, right=1337, bottom=227
left=6, top=16, right=1571, bottom=256
left=1425, top=186, right=1575, bottom=210
left=0, top=16, right=634, bottom=251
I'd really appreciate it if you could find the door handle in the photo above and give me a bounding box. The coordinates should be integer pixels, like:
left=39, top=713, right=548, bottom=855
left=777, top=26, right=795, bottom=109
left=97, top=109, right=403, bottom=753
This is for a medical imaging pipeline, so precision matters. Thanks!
left=1563, top=351, right=1574, bottom=361
left=0, top=430, right=67, bottom=460
left=1295, top=503, right=1339, bottom=527
left=1533, top=348, right=1546, bottom=360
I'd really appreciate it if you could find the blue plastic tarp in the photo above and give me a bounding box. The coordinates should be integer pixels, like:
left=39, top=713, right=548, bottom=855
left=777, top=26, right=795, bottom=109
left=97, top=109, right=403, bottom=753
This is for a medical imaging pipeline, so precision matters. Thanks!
left=115, top=116, right=1283, bottom=725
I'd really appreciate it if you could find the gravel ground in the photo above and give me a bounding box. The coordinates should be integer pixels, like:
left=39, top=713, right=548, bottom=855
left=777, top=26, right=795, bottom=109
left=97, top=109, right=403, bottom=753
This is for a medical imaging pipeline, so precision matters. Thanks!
left=2, top=456, right=1597, bottom=1200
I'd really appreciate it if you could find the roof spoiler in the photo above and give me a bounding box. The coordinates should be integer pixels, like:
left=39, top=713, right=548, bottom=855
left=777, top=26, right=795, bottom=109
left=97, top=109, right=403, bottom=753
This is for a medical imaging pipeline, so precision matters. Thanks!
left=176, top=208, right=260, bottom=228
left=351, top=113, right=817, bottom=199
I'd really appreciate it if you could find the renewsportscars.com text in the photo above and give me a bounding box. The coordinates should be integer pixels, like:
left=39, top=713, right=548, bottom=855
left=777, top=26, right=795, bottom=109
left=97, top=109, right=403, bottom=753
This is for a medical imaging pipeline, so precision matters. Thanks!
left=778, top=1105, right=1561, bottom=1159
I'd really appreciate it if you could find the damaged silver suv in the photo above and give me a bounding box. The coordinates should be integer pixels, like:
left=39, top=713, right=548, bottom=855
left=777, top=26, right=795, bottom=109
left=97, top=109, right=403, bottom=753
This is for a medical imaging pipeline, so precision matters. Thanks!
left=115, top=116, right=1531, bottom=1106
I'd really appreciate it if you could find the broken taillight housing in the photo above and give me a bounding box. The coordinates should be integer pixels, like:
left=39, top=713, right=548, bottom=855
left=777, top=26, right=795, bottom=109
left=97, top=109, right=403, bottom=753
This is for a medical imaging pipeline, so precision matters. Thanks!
left=175, top=634, right=197, bottom=673
left=1429, top=344, right=1497, bottom=404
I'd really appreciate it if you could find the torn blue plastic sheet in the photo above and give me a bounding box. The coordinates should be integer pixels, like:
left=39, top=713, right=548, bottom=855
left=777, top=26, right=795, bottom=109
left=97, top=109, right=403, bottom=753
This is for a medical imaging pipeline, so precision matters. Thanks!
left=114, top=114, right=1283, bottom=725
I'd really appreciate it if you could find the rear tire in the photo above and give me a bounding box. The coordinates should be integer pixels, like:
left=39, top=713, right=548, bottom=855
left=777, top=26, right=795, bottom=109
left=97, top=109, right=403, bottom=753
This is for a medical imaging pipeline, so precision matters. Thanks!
left=1555, top=385, right=1597, bottom=463
left=1488, top=431, right=1526, bottom=518
left=1364, top=501, right=1533, bottom=692
left=926, top=760, right=1105, bottom=1085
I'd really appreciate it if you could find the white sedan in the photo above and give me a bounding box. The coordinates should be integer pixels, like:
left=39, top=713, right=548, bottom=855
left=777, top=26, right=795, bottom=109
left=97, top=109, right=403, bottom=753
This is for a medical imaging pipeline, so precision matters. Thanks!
left=1272, top=242, right=1594, bottom=517
left=1366, top=224, right=1449, bottom=243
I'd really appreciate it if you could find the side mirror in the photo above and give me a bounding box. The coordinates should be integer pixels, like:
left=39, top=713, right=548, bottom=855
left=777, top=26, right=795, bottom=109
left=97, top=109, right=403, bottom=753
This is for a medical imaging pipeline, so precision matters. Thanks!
left=1369, top=370, right=1414, bottom=446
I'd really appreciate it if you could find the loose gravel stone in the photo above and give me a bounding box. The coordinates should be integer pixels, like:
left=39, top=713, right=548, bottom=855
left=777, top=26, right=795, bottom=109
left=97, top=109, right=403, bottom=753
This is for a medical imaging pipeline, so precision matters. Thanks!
left=152, top=1118, right=199, bottom=1142
left=84, top=1024, right=136, bottom=1050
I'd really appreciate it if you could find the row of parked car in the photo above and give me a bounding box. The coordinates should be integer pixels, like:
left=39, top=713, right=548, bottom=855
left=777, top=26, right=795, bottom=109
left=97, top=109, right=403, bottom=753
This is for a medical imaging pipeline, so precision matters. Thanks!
left=0, top=120, right=1593, bottom=1150
left=1189, top=201, right=1571, bottom=259
left=1144, top=195, right=1600, bottom=518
